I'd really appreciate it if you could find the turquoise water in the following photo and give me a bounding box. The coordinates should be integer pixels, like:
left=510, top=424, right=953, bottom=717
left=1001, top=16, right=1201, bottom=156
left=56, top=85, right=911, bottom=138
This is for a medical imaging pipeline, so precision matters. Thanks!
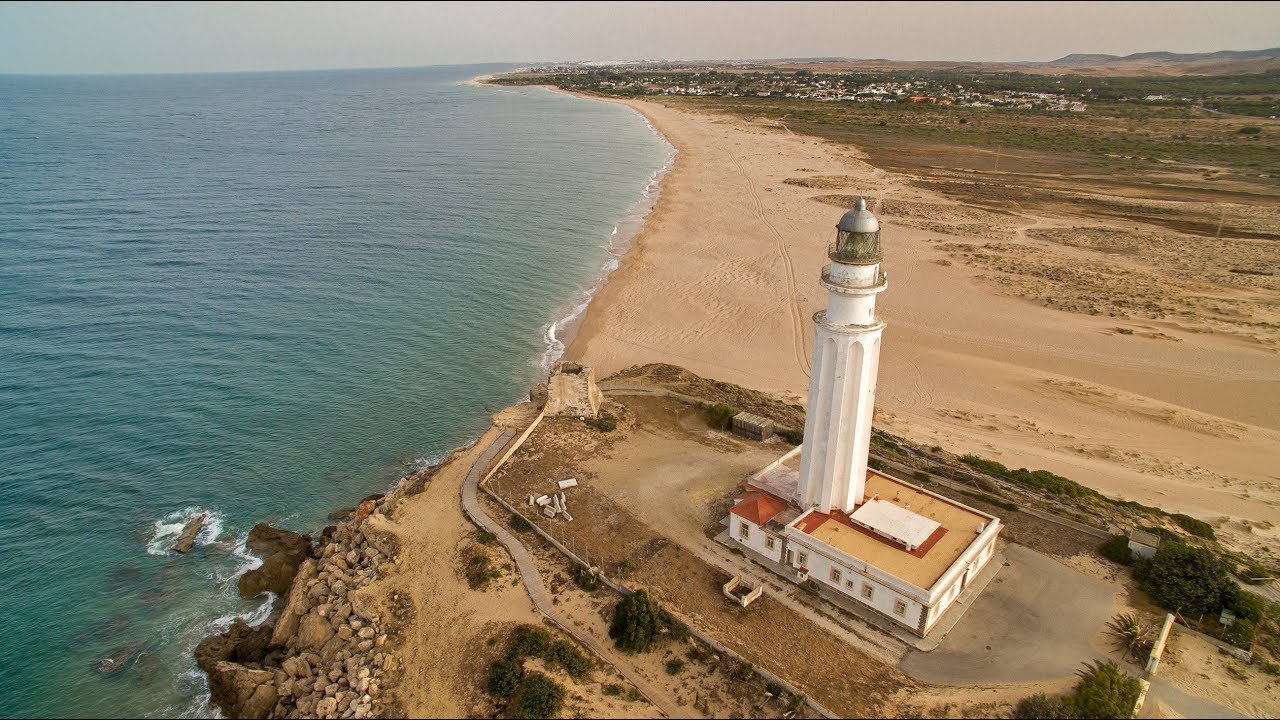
left=0, top=64, right=672, bottom=718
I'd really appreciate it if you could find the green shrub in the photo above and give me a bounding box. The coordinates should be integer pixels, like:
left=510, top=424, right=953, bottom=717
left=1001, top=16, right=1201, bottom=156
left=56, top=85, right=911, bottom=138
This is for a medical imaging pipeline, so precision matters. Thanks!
left=585, top=413, right=617, bottom=432
left=1172, top=513, right=1215, bottom=540
left=1140, top=543, right=1232, bottom=616
left=868, top=457, right=887, bottom=471
left=513, top=673, right=566, bottom=719
left=1238, top=562, right=1272, bottom=583
left=732, top=661, right=754, bottom=681
left=959, top=454, right=1100, bottom=501
left=1231, top=590, right=1266, bottom=623
left=545, top=638, right=593, bottom=678
left=912, top=470, right=930, bottom=482
left=781, top=428, right=804, bottom=445
left=1224, top=618, right=1256, bottom=649
left=664, top=658, right=685, bottom=675
left=509, top=513, right=533, bottom=533
left=687, top=646, right=709, bottom=662
left=602, top=683, right=625, bottom=696
left=617, top=559, right=635, bottom=578
left=1099, top=535, right=1135, bottom=566
left=506, top=624, right=551, bottom=661
left=706, top=403, right=740, bottom=430
left=609, top=590, right=662, bottom=653
left=663, top=613, right=691, bottom=642
left=1238, top=126, right=1263, bottom=134
left=1066, top=660, right=1143, bottom=719
left=487, top=660, right=522, bottom=698
left=477, top=530, right=497, bottom=545
left=570, top=563, right=599, bottom=592
left=765, top=681, right=786, bottom=697
left=1014, top=692, right=1069, bottom=719
left=1140, top=525, right=1182, bottom=545
left=467, top=553, right=501, bottom=589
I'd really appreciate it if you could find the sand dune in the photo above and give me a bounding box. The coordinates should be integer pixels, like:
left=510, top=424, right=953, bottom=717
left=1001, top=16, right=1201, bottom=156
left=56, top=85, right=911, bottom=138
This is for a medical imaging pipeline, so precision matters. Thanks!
left=562, top=96, right=1280, bottom=561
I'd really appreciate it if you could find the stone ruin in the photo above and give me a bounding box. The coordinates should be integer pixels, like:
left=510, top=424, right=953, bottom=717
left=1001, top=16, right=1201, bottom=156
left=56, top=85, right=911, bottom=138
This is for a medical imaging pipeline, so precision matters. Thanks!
left=541, top=361, right=604, bottom=419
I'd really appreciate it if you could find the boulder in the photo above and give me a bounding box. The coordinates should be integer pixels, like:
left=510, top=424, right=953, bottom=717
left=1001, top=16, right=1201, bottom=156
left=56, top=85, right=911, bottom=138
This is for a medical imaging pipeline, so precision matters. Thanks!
left=271, top=559, right=317, bottom=647
left=239, top=524, right=312, bottom=598
left=205, top=660, right=275, bottom=719
left=173, top=513, right=206, bottom=554
left=92, top=640, right=145, bottom=676
left=195, top=618, right=271, bottom=670
left=296, top=612, right=335, bottom=653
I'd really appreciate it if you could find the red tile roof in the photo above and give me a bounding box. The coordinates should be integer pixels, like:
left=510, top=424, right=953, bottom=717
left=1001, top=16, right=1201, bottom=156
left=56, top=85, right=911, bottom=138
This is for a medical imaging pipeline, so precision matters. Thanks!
left=730, top=490, right=791, bottom=526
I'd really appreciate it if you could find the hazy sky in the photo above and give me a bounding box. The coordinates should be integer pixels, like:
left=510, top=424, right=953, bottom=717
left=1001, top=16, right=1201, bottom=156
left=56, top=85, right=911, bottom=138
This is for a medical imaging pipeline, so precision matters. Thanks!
left=2, top=1, right=1278, bottom=74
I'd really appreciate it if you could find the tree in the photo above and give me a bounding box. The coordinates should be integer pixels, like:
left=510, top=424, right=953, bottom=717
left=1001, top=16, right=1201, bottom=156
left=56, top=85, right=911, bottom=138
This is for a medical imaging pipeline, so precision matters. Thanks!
left=1140, top=542, right=1232, bottom=617
left=1066, top=660, right=1143, bottom=719
left=609, top=589, right=662, bottom=652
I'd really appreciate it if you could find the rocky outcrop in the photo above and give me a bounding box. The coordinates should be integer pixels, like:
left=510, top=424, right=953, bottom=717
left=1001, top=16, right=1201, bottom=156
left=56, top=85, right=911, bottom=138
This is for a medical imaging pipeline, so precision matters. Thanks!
left=239, top=524, right=311, bottom=598
left=174, top=513, right=206, bottom=553
left=197, top=498, right=399, bottom=719
left=93, top=640, right=144, bottom=676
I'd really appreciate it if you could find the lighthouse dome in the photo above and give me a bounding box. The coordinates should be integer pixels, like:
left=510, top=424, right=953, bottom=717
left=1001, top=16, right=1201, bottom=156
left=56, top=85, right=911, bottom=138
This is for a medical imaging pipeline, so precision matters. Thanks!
left=837, top=197, right=879, bottom=234
left=831, top=196, right=882, bottom=264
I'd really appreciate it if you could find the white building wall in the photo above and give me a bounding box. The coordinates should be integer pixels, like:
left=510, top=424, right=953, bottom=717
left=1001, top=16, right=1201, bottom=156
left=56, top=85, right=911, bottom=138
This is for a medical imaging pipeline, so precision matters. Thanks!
left=730, top=516, right=785, bottom=563
left=784, top=535, right=926, bottom=629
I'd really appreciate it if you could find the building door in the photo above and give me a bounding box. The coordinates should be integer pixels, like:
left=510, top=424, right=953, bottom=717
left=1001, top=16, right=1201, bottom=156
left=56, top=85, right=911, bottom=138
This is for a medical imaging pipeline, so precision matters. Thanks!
left=785, top=549, right=795, bottom=566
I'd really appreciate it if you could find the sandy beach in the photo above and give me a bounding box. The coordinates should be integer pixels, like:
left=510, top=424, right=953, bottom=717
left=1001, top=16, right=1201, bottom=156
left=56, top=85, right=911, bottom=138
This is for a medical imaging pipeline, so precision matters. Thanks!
left=559, top=95, right=1280, bottom=559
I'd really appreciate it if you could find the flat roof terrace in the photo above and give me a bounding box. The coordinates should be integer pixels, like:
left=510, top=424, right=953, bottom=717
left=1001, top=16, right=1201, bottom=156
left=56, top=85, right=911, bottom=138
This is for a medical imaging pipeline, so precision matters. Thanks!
left=791, top=471, right=995, bottom=591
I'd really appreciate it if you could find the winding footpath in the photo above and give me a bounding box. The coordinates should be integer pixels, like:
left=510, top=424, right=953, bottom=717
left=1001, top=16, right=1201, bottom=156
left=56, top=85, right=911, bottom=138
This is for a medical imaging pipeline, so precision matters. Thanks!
left=459, top=428, right=677, bottom=718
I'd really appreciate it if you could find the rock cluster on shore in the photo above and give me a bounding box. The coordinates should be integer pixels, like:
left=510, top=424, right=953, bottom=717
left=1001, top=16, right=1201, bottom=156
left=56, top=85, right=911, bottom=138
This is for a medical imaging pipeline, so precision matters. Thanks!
left=196, top=497, right=400, bottom=719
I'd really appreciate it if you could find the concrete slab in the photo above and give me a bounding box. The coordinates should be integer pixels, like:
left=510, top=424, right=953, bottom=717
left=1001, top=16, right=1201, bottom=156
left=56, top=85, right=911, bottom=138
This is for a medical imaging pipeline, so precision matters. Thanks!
left=900, top=543, right=1118, bottom=684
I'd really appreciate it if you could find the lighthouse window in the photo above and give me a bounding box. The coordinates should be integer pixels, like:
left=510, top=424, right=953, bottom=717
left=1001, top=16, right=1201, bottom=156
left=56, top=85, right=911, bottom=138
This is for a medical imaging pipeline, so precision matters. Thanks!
left=738, top=522, right=750, bottom=541
left=861, top=583, right=875, bottom=601
left=765, top=536, right=776, bottom=550
left=894, top=599, right=908, bottom=616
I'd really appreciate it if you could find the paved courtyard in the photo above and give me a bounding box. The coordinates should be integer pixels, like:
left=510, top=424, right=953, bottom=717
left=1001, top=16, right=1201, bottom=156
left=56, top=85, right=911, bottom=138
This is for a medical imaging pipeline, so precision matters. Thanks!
left=900, top=543, right=1117, bottom=684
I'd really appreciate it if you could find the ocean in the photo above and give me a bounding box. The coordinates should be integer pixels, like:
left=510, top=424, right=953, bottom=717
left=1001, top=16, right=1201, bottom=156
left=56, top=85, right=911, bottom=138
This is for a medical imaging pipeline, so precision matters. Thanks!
left=0, top=64, right=673, bottom=718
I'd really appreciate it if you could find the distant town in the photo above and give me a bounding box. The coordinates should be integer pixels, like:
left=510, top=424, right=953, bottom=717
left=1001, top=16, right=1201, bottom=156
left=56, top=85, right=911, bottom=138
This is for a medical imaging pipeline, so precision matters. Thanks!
left=492, top=61, right=1280, bottom=118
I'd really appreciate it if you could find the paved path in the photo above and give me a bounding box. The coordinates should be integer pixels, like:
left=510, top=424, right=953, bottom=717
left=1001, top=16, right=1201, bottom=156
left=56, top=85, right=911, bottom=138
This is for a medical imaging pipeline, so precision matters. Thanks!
left=901, top=543, right=1116, bottom=684
left=1140, top=677, right=1246, bottom=719
left=459, top=428, right=677, bottom=718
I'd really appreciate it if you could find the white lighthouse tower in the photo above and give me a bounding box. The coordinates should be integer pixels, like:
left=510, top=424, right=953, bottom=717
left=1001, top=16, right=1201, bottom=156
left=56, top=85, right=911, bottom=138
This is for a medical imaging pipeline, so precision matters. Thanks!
left=796, top=197, right=887, bottom=514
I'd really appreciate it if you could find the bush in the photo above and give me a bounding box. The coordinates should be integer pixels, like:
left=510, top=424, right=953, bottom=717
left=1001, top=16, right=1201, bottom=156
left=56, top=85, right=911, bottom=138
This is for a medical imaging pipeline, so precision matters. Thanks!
left=1014, top=692, right=1069, bottom=719
left=765, top=681, right=786, bottom=697
left=1098, top=535, right=1135, bottom=566
left=585, top=413, right=617, bottom=432
left=602, top=683, right=624, bottom=696
left=487, top=660, right=521, bottom=698
left=1066, top=660, right=1143, bottom=719
left=1140, top=543, right=1232, bottom=616
left=570, top=563, right=599, bottom=592
left=477, top=530, right=497, bottom=545
left=706, top=403, right=740, bottom=430
left=617, top=559, right=635, bottom=578
left=1238, top=562, right=1272, bottom=583
left=545, top=638, right=593, bottom=678
left=509, top=513, right=533, bottom=533
left=506, top=624, right=551, bottom=661
left=664, top=658, right=685, bottom=675
left=781, top=428, right=804, bottom=445
left=1224, top=618, right=1256, bottom=649
left=912, top=470, right=930, bottom=482
left=1172, top=513, right=1215, bottom=540
left=959, top=454, right=1099, bottom=501
left=732, top=661, right=754, bottom=681
left=466, top=553, right=501, bottom=589
left=1238, top=126, right=1263, bottom=134
left=609, top=590, right=662, bottom=652
left=513, top=673, right=566, bottom=720
left=1231, top=590, right=1266, bottom=623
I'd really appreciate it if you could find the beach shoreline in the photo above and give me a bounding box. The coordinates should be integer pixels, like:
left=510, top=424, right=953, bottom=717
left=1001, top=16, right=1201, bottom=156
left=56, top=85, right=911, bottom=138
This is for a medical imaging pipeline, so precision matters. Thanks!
left=475, top=77, right=1280, bottom=564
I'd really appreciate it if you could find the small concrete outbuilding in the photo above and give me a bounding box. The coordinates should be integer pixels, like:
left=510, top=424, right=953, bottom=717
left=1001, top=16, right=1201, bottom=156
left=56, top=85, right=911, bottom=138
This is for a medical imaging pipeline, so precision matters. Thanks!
left=731, top=412, right=775, bottom=440
left=1128, top=528, right=1161, bottom=560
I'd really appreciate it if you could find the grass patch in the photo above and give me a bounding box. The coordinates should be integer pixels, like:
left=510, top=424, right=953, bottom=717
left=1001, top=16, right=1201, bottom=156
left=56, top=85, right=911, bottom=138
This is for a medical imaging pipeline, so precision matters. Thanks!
left=665, top=657, right=685, bottom=675
left=508, top=513, right=533, bottom=533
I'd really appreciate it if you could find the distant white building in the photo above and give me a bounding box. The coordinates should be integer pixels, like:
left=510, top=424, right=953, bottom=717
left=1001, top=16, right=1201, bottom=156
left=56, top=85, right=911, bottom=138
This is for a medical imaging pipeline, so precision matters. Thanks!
left=727, top=199, right=1002, bottom=636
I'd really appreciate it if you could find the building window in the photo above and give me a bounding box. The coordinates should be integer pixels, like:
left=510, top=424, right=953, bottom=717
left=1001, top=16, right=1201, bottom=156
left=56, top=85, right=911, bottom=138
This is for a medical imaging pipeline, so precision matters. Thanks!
left=893, top=599, right=907, bottom=616
left=765, top=536, right=776, bottom=550
left=830, top=567, right=842, bottom=584
left=861, top=583, right=874, bottom=601
left=797, top=551, right=809, bottom=567
left=738, top=522, right=750, bottom=540
left=845, top=579, right=855, bottom=591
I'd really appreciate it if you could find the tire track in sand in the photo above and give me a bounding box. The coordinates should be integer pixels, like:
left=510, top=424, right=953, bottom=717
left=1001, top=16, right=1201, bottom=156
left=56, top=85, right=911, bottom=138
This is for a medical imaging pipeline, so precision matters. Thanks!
left=732, top=155, right=812, bottom=378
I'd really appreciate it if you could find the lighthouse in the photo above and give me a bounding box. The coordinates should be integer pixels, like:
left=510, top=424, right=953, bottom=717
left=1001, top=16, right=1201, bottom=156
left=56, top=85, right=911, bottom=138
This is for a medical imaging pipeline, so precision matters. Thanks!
left=795, top=197, right=887, bottom=514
